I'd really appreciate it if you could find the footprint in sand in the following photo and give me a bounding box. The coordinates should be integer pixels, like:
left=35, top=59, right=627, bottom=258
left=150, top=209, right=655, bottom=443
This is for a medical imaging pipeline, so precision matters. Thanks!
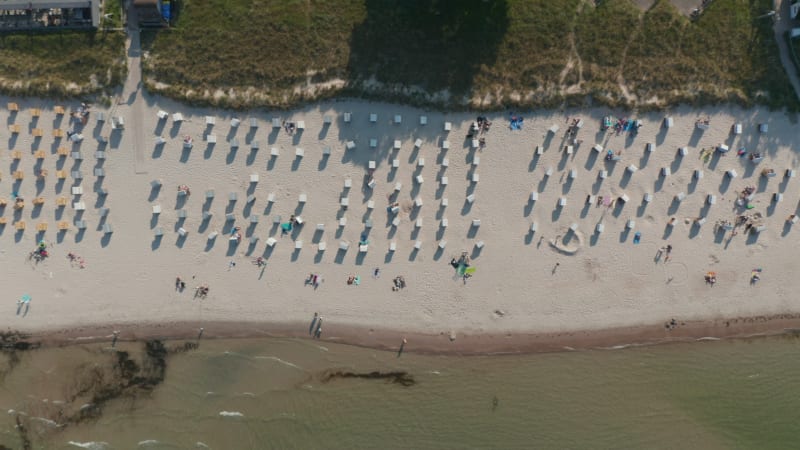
left=663, top=262, right=688, bottom=286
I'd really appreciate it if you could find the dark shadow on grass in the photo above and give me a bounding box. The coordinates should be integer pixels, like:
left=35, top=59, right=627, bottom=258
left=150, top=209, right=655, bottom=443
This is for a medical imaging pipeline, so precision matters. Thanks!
left=346, top=0, right=510, bottom=100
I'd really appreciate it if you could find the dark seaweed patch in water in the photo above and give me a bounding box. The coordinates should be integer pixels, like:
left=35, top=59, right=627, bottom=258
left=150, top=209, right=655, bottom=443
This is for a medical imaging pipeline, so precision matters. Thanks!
left=0, top=330, right=40, bottom=382
left=320, top=369, right=416, bottom=387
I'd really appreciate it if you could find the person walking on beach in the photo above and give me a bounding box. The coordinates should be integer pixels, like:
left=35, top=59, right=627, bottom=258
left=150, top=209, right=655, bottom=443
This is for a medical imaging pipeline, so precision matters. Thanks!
left=664, top=245, right=673, bottom=262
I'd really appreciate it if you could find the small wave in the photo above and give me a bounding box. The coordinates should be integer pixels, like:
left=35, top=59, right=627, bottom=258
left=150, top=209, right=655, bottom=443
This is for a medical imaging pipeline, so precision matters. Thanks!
left=428, top=370, right=441, bottom=375
left=562, top=346, right=576, bottom=351
left=219, top=411, right=244, bottom=417
left=195, top=442, right=210, bottom=449
left=138, top=440, right=163, bottom=447
left=67, top=442, right=110, bottom=450
left=254, top=356, right=303, bottom=370
left=237, top=392, right=257, bottom=398
left=31, top=416, right=60, bottom=427
left=7, top=409, right=15, bottom=415
left=695, top=336, right=721, bottom=341
left=316, top=345, right=328, bottom=352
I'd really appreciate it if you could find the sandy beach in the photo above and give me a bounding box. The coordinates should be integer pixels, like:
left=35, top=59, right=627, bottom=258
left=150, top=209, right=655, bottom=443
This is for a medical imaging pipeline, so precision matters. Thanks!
left=3, top=93, right=800, bottom=352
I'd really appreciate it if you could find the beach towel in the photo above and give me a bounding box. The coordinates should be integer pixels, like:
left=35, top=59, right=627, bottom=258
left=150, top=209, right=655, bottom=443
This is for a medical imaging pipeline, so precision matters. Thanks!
left=281, top=223, right=292, bottom=232
left=633, top=232, right=641, bottom=244
left=354, top=276, right=361, bottom=286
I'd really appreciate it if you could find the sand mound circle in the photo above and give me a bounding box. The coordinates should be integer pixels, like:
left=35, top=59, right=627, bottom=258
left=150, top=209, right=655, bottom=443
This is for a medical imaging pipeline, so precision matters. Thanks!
left=549, top=229, right=585, bottom=255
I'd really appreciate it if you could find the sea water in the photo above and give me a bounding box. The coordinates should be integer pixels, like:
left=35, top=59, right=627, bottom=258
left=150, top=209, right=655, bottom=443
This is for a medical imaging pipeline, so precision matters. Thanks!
left=1, top=334, right=799, bottom=449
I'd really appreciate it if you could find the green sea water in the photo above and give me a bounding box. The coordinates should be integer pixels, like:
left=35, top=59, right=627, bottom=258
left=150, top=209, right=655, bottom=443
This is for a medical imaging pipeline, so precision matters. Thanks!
left=1, top=334, right=799, bottom=449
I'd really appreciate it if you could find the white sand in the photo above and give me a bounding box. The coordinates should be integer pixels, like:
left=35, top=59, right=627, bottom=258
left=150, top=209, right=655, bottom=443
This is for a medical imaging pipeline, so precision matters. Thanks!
left=2, top=96, right=800, bottom=337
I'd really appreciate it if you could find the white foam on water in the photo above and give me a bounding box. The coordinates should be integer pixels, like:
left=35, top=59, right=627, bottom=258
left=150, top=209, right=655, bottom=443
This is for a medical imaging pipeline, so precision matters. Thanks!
left=31, top=416, right=59, bottom=427
left=219, top=411, right=244, bottom=417
left=428, top=370, right=441, bottom=375
left=67, top=442, right=110, bottom=449
left=195, top=442, right=210, bottom=448
left=254, top=355, right=303, bottom=370
left=696, top=336, right=721, bottom=341
left=137, top=439, right=160, bottom=447
left=238, top=392, right=257, bottom=398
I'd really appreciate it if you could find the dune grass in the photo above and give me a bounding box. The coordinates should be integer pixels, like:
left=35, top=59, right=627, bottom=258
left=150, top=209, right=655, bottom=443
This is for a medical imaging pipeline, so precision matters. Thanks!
left=0, top=0, right=126, bottom=99
left=142, top=0, right=798, bottom=111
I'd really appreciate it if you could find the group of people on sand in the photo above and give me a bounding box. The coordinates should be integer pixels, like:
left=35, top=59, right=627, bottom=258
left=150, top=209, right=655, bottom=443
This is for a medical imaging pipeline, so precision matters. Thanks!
left=282, top=120, right=297, bottom=135
left=174, top=276, right=208, bottom=298
left=306, top=273, right=322, bottom=288
left=29, top=241, right=50, bottom=263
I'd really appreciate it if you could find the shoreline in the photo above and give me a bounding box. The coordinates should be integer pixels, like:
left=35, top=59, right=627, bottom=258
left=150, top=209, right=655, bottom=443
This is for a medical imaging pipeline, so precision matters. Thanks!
left=17, top=313, right=800, bottom=356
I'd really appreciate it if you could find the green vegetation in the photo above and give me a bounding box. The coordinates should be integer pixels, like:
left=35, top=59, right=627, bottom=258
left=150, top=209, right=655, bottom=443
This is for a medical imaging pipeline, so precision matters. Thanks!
left=0, top=0, right=125, bottom=98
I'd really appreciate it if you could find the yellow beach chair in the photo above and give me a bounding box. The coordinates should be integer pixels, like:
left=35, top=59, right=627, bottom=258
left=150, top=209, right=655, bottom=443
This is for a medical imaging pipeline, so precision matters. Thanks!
left=30, top=108, right=41, bottom=118
left=54, top=106, right=65, bottom=115
left=53, top=129, right=64, bottom=138
left=12, top=170, right=24, bottom=180
left=32, top=128, right=44, bottom=137
left=9, top=124, right=20, bottom=134
left=34, top=150, right=46, bottom=159
left=57, top=146, right=69, bottom=157
left=15, top=221, right=25, bottom=230
left=58, top=221, right=70, bottom=231
left=11, top=150, right=22, bottom=160
left=7, top=102, right=19, bottom=112
left=36, top=222, right=47, bottom=232
left=56, top=196, right=68, bottom=207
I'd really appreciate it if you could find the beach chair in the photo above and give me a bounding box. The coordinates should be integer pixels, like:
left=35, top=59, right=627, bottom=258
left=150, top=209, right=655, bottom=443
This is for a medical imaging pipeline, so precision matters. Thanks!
left=267, top=237, right=277, bottom=247
left=177, top=209, right=187, bottom=219
left=152, top=204, right=162, bottom=214
left=394, top=114, right=402, bottom=124
left=596, top=223, right=604, bottom=233
left=296, top=121, right=305, bottom=130
left=56, top=170, right=67, bottom=180
left=75, top=220, right=87, bottom=230
left=369, top=138, right=377, bottom=148
left=250, top=174, right=259, bottom=183
left=36, top=222, right=47, bottom=232
left=414, top=241, right=422, bottom=250
left=32, top=128, right=44, bottom=137
left=250, top=214, right=259, bottom=223
left=267, top=192, right=276, bottom=203
left=466, top=194, right=476, bottom=203
left=675, top=192, right=686, bottom=202
left=230, top=118, right=241, bottom=128
left=30, top=108, right=41, bottom=118
left=471, top=139, right=479, bottom=149
left=414, top=197, right=423, bottom=207
left=599, top=170, right=608, bottom=179
left=207, top=134, right=217, bottom=144
left=441, top=176, right=449, bottom=186
left=389, top=241, right=397, bottom=252
left=627, top=165, right=638, bottom=173
left=71, top=171, right=83, bottom=180
left=545, top=167, right=553, bottom=177
left=441, top=218, right=449, bottom=228
left=9, top=124, right=20, bottom=134
left=661, top=167, right=671, bottom=177
left=643, top=193, right=653, bottom=203
left=15, top=221, right=25, bottom=231
left=298, top=193, right=307, bottom=203
left=95, top=151, right=106, bottom=160
left=367, top=200, right=375, bottom=209
left=558, top=197, right=567, bottom=207
left=7, top=102, right=19, bottom=112
left=32, top=197, right=45, bottom=206
left=569, top=169, right=577, bottom=179
left=58, top=221, right=70, bottom=231
left=249, top=118, right=258, bottom=128
left=344, top=112, right=352, bottom=123
left=548, top=125, right=559, bottom=134
left=393, top=140, right=401, bottom=150
left=338, top=217, right=347, bottom=227
left=111, top=117, right=124, bottom=130
left=442, top=140, right=450, bottom=150
left=295, top=240, right=303, bottom=250
left=94, top=168, right=105, bottom=177
left=202, top=211, right=212, bottom=221
left=664, top=117, right=673, bottom=128
left=12, top=171, right=24, bottom=180
left=157, top=110, right=168, bottom=120
left=151, top=179, right=162, bottom=188
left=205, top=116, right=215, bottom=126
left=444, top=121, right=452, bottom=131
left=56, top=196, right=68, bottom=207
left=694, top=169, right=704, bottom=180
left=72, top=151, right=83, bottom=160
left=57, top=146, right=69, bottom=157
left=251, top=141, right=260, bottom=151
left=626, top=220, right=635, bottom=229
left=472, top=219, right=481, bottom=228
left=392, top=217, right=400, bottom=227
left=228, top=192, right=238, bottom=202
left=646, top=143, right=655, bottom=152
left=295, top=147, right=304, bottom=157
left=416, top=175, right=424, bottom=184
left=173, top=113, right=184, bottom=122
left=96, top=112, right=105, bottom=122
left=230, top=138, right=239, bottom=149
left=154, top=227, right=164, bottom=237
left=415, top=218, right=423, bottom=228
left=339, top=240, right=350, bottom=250
left=441, top=158, right=449, bottom=168
left=178, top=227, right=187, bottom=237
left=679, top=147, right=688, bottom=156
left=11, top=150, right=22, bottom=160
left=592, top=144, right=603, bottom=153
left=707, top=194, right=716, bottom=205
left=271, top=117, right=281, bottom=128
left=54, top=105, right=66, bottom=115
left=727, top=170, right=738, bottom=179
left=53, top=129, right=64, bottom=138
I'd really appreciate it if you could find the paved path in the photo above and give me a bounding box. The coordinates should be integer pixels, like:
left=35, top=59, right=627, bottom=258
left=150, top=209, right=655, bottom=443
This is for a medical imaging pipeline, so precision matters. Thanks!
left=122, top=2, right=146, bottom=174
left=774, top=0, right=800, bottom=101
